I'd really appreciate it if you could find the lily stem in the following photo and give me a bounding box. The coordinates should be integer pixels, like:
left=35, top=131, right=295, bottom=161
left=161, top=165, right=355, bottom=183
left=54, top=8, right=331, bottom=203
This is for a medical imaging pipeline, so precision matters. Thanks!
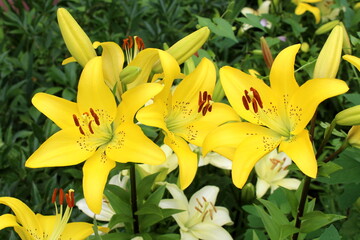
left=323, top=140, right=349, bottom=163
left=130, top=163, right=140, bottom=234
left=293, top=175, right=311, bottom=240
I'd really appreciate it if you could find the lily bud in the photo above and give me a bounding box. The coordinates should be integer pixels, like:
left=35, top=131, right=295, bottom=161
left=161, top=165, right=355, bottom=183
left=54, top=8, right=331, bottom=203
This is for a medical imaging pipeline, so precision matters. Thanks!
left=339, top=22, right=352, bottom=54
left=120, top=66, right=142, bottom=84
left=343, top=55, right=360, bottom=71
left=335, top=105, right=360, bottom=126
left=260, top=36, right=273, bottom=69
left=301, top=42, right=309, bottom=52
left=57, top=8, right=96, bottom=67
left=212, top=80, right=225, bottom=102
left=153, top=27, right=210, bottom=73
left=313, top=25, right=343, bottom=79
left=241, top=183, right=255, bottom=203
left=315, top=20, right=340, bottom=35
left=347, top=126, right=360, bottom=148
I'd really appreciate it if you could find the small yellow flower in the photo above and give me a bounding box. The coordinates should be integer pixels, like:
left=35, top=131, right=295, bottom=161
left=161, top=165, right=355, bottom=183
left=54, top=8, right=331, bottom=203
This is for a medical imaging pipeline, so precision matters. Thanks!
left=292, top=0, right=321, bottom=24
left=347, top=126, right=360, bottom=148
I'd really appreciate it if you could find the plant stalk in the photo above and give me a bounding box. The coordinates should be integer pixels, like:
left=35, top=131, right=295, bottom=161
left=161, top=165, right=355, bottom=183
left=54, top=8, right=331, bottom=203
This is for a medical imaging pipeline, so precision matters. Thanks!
left=130, top=163, right=140, bottom=234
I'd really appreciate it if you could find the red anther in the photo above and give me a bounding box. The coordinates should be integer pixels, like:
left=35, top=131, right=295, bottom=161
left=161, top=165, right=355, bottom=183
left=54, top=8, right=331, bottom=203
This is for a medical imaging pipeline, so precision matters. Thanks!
left=51, top=188, right=58, bottom=204
left=79, top=126, right=85, bottom=135
left=194, top=51, right=199, bottom=57
left=202, top=104, right=209, bottom=116
left=198, top=101, right=206, bottom=113
left=242, top=96, right=249, bottom=110
left=208, top=104, right=213, bottom=112
left=252, top=100, right=259, bottom=113
left=129, top=36, right=134, bottom=49
left=244, top=90, right=251, bottom=103
left=59, top=188, right=64, bottom=205
left=90, top=108, right=100, bottom=126
left=72, top=114, right=80, bottom=127
left=136, top=37, right=145, bottom=50
left=251, top=88, right=263, bottom=108
left=207, top=94, right=212, bottom=101
left=122, top=38, right=129, bottom=49
left=198, top=91, right=202, bottom=105
left=65, top=191, right=75, bottom=208
left=88, top=121, right=94, bottom=134
left=70, top=191, right=75, bottom=207
left=203, top=91, right=207, bottom=100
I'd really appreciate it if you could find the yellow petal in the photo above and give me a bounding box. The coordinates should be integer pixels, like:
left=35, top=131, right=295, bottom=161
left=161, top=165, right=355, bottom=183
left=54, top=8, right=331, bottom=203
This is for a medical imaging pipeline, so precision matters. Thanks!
left=77, top=57, right=117, bottom=120
left=232, top=132, right=281, bottom=188
left=83, top=150, right=116, bottom=214
left=0, top=214, right=19, bottom=230
left=288, top=78, right=348, bottom=134
left=36, top=214, right=56, bottom=236
left=97, top=42, right=124, bottom=97
left=32, top=92, right=78, bottom=129
left=178, top=102, right=240, bottom=146
left=172, top=58, right=216, bottom=116
left=62, top=222, right=107, bottom=239
left=343, top=55, right=360, bottom=72
left=116, top=82, right=164, bottom=124
left=57, top=8, right=96, bottom=67
left=25, top=128, right=95, bottom=168
left=136, top=101, right=169, bottom=131
left=164, top=134, right=197, bottom=189
left=269, top=44, right=300, bottom=100
left=296, top=3, right=320, bottom=23
left=0, top=197, right=42, bottom=237
left=62, top=56, right=77, bottom=65
left=279, top=129, right=317, bottom=178
left=106, top=123, right=166, bottom=165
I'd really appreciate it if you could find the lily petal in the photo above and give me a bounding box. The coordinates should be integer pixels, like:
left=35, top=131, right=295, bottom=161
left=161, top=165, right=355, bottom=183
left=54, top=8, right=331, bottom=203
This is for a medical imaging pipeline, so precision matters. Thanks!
left=32, top=92, right=78, bottom=129
left=188, top=186, right=219, bottom=212
left=83, top=150, right=116, bottom=214
left=26, top=128, right=94, bottom=168
left=165, top=134, right=198, bottom=189
left=0, top=214, right=19, bottom=230
left=62, top=222, right=104, bottom=239
left=295, top=3, right=320, bottom=23
left=343, top=55, right=360, bottom=72
left=191, top=222, right=233, bottom=240
left=36, top=214, right=56, bottom=236
left=77, top=57, right=117, bottom=121
left=0, top=197, right=42, bottom=237
left=256, top=178, right=271, bottom=198
left=136, top=100, right=169, bottom=131
left=288, top=78, right=348, bottom=134
left=276, top=178, right=301, bottom=190
left=76, top=198, right=115, bottom=221
left=279, top=129, right=317, bottom=178
left=211, top=207, right=234, bottom=226
left=106, top=123, right=165, bottom=165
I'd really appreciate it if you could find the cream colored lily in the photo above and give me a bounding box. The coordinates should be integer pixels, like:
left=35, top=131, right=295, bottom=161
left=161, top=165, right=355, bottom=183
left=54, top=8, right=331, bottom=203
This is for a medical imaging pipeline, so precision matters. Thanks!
left=0, top=191, right=107, bottom=239
left=203, top=44, right=349, bottom=188
left=292, top=0, right=321, bottom=23
left=137, top=58, right=240, bottom=189
left=25, top=57, right=165, bottom=214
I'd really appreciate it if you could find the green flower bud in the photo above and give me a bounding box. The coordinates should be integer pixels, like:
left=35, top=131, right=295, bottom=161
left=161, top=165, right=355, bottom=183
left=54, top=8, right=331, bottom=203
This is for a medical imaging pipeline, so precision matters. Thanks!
left=120, top=66, right=142, bottom=85
left=335, top=105, right=360, bottom=126
left=315, top=20, right=340, bottom=35
left=241, top=183, right=255, bottom=203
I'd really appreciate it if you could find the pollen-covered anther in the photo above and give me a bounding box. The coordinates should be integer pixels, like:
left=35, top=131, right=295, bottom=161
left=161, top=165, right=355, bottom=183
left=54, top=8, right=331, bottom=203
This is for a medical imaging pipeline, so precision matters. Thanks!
left=242, top=87, right=263, bottom=113
left=51, top=188, right=58, bottom=204
left=202, top=210, right=209, bottom=222
left=88, top=120, right=94, bottom=134
left=196, top=197, right=203, bottom=208
left=59, top=188, right=64, bottom=205
left=198, top=91, right=213, bottom=116
left=65, top=189, right=75, bottom=208
left=90, top=108, right=100, bottom=125
left=135, top=36, right=145, bottom=51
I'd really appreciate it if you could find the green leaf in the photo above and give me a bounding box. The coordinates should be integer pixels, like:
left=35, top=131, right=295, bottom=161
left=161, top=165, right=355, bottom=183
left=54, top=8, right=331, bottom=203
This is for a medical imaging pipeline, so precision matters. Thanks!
left=104, top=185, right=132, bottom=219
left=91, top=232, right=132, bottom=240
left=197, top=16, right=238, bottom=42
left=137, top=172, right=159, bottom=203
left=154, top=234, right=180, bottom=240
left=108, top=213, right=134, bottom=230
left=283, top=18, right=307, bottom=37
left=236, top=15, right=266, bottom=31
left=254, top=204, right=279, bottom=240
left=319, top=225, right=341, bottom=240
left=300, top=211, right=346, bottom=233
left=317, top=161, right=343, bottom=178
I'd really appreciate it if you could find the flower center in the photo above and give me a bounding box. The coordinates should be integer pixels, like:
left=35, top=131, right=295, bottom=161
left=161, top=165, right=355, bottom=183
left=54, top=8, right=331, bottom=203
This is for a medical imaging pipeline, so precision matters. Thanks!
left=198, top=91, right=213, bottom=116
left=189, top=196, right=217, bottom=226
left=122, top=36, right=145, bottom=64
left=48, top=188, right=75, bottom=240
left=242, top=87, right=263, bottom=113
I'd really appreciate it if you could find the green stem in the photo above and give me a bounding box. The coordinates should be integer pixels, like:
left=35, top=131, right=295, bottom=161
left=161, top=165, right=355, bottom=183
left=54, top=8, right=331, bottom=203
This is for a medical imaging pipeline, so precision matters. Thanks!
left=292, top=176, right=311, bottom=240
left=323, top=140, right=349, bottom=163
left=130, top=163, right=140, bottom=234
left=316, top=120, right=337, bottom=158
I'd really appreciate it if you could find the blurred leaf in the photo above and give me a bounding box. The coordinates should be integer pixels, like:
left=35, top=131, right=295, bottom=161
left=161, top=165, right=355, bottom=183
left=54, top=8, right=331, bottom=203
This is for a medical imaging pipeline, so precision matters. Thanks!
left=300, top=211, right=345, bottom=233
left=319, top=224, right=341, bottom=240
left=197, top=16, right=238, bottom=42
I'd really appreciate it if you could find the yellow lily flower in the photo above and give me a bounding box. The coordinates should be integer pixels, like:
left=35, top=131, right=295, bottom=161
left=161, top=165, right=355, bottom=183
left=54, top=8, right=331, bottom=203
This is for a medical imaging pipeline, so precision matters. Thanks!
left=0, top=189, right=108, bottom=239
left=137, top=58, right=240, bottom=189
left=343, top=54, right=360, bottom=71
left=25, top=57, right=165, bottom=214
left=203, top=44, right=349, bottom=188
left=292, top=0, right=321, bottom=24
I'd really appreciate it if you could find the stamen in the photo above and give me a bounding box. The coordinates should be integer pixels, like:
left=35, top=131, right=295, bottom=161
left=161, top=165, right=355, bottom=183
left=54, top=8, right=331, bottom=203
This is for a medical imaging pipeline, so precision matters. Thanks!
left=135, top=36, right=145, bottom=50
left=198, top=91, right=202, bottom=106
left=65, top=190, right=75, bottom=208
left=72, top=115, right=80, bottom=127
left=196, top=198, right=203, bottom=208
left=198, top=91, right=213, bottom=116
left=251, top=87, right=263, bottom=108
left=59, top=188, right=64, bottom=205
left=195, top=206, right=203, bottom=213
left=210, top=202, right=217, bottom=213
left=209, top=209, right=213, bottom=220
left=242, top=96, right=249, bottom=110
left=88, top=121, right=94, bottom=134
left=52, top=188, right=58, bottom=204
left=252, top=100, right=259, bottom=113
left=78, top=126, right=85, bottom=135
left=244, top=90, right=251, bottom=103
left=202, top=196, right=207, bottom=202
left=122, top=38, right=129, bottom=49
left=201, top=210, right=208, bottom=222
left=90, top=108, right=100, bottom=125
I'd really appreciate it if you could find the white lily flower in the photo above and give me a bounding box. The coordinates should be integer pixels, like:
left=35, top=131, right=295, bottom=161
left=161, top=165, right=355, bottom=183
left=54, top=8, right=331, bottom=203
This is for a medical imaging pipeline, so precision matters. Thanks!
left=76, top=173, right=129, bottom=222
left=241, top=0, right=272, bottom=31
left=189, top=144, right=232, bottom=170
left=159, top=183, right=233, bottom=240
left=317, top=0, right=344, bottom=22
left=255, top=149, right=301, bottom=198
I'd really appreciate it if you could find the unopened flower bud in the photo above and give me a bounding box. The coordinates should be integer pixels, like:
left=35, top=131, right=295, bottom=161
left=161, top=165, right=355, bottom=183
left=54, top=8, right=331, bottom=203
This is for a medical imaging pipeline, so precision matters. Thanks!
left=339, top=22, right=352, bottom=54
left=335, top=105, right=360, bottom=126
left=212, top=80, right=225, bottom=102
left=120, top=66, right=142, bottom=84
left=57, top=8, right=96, bottom=67
left=260, top=36, right=273, bottom=69
left=301, top=42, right=309, bottom=52
left=313, top=25, right=343, bottom=79
left=315, top=20, right=340, bottom=35
left=241, top=183, right=255, bottom=203
left=347, top=126, right=360, bottom=148
left=153, top=27, right=210, bottom=73
left=343, top=55, right=360, bottom=72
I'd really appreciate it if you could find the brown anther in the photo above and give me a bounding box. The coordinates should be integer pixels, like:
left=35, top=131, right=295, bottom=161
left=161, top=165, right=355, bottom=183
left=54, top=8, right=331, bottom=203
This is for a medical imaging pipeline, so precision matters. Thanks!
left=65, top=190, right=75, bottom=208
left=135, top=37, right=145, bottom=50
left=72, top=115, right=80, bottom=127
left=202, top=210, right=209, bottom=222
left=88, top=121, right=94, bottom=134
left=196, top=198, right=203, bottom=208
left=251, top=88, right=263, bottom=108
left=209, top=209, right=214, bottom=220
left=59, top=188, right=64, bottom=205
left=198, top=91, right=202, bottom=105
left=202, top=104, right=209, bottom=116
left=78, top=126, right=85, bottom=135
left=252, top=100, right=259, bottom=113
left=122, top=38, right=129, bottom=49
left=195, top=206, right=203, bottom=213
left=242, top=96, right=250, bottom=110
left=51, top=188, right=58, bottom=204
left=202, top=196, right=207, bottom=202
left=210, top=202, right=217, bottom=213
left=198, top=101, right=206, bottom=113
left=198, top=91, right=213, bottom=116
left=90, top=108, right=100, bottom=125
left=244, top=90, right=251, bottom=103
left=208, top=105, right=213, bottom=112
